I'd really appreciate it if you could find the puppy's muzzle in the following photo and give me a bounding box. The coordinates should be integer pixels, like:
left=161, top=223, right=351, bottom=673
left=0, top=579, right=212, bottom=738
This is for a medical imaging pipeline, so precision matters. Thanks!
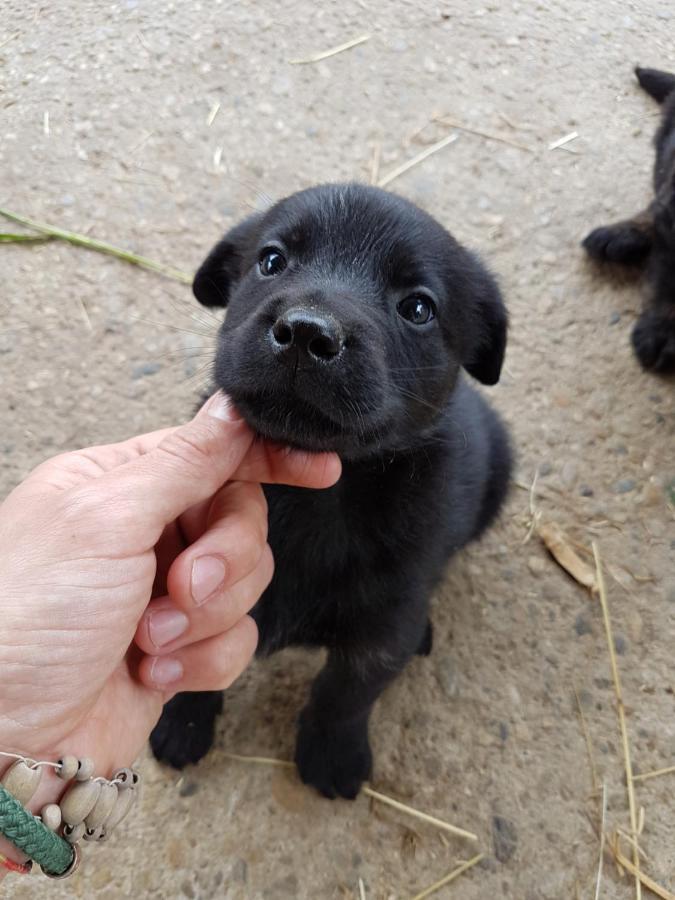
left=270, top=307, right=346, bottom=364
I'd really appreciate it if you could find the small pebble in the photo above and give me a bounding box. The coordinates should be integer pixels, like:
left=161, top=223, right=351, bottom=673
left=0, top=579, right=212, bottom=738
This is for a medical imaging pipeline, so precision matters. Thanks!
left=492, top=815, right=518, bottom=862
left=131, top=361, right=162, bottom=380
left=579, top=484, right=594, bottom=497
left=613, top=478, right=636, bottom=494
left=609, top=311, right=621, bottom=325
left=574, top=614, right=592, bottom=636
left=626, top=609, right=643, bottom=643
left=614, top=635, right=627, bottom=655
left=178, top=779, right=199, bottom=798
left=559, top=460, right=578, bottom=489
left=538, top=462, right=552, bottom=476
left=436, top=656, right=459, bottom=699
left=527, top=555, right=546, bottom=576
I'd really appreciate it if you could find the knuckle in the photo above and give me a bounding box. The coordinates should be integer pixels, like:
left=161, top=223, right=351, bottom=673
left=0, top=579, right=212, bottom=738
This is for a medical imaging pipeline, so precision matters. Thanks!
left=158, top=429, right=214, bottom=473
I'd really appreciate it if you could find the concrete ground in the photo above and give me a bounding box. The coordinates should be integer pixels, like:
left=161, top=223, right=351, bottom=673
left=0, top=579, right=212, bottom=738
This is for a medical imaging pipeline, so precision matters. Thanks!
left=1, top=1, right=674, bottom=897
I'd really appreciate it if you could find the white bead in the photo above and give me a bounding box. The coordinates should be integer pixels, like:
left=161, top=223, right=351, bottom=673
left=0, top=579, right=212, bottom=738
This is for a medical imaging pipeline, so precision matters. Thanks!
left=103, top=785, right=136, bottom=832
left=1, top=760, right=42, bottom=805
left=63, top=822, right=86, bottom=844
left=113, top=767, right=139, bottom=789
left=85, top=782, right=117, bottom=829
left=60, top=780, right=101, bottom=826
left=40, top=803, right=62, bottom=831
left=57, top=755, right=79, bottom=781
left=75, top=757, right=95, bottom=781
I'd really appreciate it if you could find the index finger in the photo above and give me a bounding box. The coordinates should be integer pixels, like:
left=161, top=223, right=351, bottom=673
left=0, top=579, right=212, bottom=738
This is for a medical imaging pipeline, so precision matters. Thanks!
left=89, top=427, right=341, bottom=489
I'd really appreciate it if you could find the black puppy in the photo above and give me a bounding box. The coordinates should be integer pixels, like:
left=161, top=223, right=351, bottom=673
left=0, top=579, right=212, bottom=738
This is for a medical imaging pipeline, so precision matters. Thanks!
left=583, top=66, right=675, bottom=374
left=150, top=183, right=512, bottom=799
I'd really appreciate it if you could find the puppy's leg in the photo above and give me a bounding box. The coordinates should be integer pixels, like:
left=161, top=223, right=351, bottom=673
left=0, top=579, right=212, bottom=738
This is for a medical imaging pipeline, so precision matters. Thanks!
left=295, top=616, right=425, bottom=800
left=150, top=690, right=223, bottom=768
left=582, top=209, right=654, bottom=265
left=631, top=308, right=675, bottom=373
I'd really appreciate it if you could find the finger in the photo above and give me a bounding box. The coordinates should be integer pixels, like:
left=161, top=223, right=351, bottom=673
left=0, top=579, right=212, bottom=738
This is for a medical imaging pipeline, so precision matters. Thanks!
left=152, top=521, right=186, bottom=598
left=231, top=440, right=342, bottom=489
left=138, top=614, right=259, bottom=693
left=134, top=544, right=274, bottom=655
left=167, top=481, right=269, bottom=611
left=79, top=393, right=255, bottom=547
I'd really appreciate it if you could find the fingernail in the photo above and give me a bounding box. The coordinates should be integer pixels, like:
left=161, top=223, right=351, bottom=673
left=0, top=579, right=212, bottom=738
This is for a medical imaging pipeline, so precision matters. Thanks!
left=150, top=656, right=184, bottom=686
left=148, top=609, right=189, bottom=648
left=207, top=392, right=243, bottom=422
left=191, top=555, right=227, bottom=606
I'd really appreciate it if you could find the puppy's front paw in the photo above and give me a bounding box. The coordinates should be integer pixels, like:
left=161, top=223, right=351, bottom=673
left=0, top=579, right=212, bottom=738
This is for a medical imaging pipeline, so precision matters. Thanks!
left=632, top=311, right=675, bottom=373
left=295, top=710, right=372, bottom=800
left=150, top=691, right=223, bottom=769
left=582, top=223, right=651, bottom=264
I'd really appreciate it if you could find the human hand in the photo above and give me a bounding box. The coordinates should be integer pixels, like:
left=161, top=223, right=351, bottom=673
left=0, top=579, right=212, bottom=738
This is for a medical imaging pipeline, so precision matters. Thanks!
left=0, top=393, right=340, bottom=790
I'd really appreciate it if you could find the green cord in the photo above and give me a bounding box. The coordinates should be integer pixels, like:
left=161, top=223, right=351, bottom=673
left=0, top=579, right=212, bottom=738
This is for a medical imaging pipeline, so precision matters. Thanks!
left=0, top=785, right=73, bottom=876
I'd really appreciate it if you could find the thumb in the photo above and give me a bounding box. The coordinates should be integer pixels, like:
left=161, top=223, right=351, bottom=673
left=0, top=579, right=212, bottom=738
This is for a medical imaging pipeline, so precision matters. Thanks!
left=93, top=393, right=255, bottom=544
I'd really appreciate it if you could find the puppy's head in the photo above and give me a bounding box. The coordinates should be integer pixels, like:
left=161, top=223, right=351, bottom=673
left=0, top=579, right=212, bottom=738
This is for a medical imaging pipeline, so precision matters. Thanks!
left=194, top=184, right=506, bottom=458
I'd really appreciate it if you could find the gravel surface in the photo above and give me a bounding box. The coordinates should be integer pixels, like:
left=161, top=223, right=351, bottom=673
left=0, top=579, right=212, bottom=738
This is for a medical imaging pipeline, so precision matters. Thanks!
left=1, top=1, right=674, bottom=897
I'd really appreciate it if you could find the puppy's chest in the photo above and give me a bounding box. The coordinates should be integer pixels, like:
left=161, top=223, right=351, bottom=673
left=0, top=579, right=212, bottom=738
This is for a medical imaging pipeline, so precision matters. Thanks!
left=253, top=467, right=446, bottom=653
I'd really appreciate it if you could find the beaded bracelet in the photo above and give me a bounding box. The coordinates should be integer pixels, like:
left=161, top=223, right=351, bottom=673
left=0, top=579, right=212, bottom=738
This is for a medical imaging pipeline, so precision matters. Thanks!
left=0, top=751, right=140, bottom=878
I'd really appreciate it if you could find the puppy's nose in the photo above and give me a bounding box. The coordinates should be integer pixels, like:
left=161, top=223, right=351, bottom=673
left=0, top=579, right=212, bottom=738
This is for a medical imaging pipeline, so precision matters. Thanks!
left=271, top=308, right=345, bottom=362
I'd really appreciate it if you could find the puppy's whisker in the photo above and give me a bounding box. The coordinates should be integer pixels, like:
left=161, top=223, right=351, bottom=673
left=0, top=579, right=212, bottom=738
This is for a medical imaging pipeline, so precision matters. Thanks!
left=396, top=387, right=446, bottom=416
left=126, top=315, right=213, bottom=338
left=156, top=287, right=222, bottom=331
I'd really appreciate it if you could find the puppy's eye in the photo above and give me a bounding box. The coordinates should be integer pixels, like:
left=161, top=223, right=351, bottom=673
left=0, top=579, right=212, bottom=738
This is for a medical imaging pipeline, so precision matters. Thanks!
left=397, top=294, right=436, bottom=325
left=259, top=248, right=287, bottom=277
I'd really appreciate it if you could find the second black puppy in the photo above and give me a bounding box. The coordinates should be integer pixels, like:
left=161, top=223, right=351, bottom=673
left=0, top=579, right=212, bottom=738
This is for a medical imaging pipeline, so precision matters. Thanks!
left=583, top=66, right=675, bottom=373
left=151, top=183, right=512, bottom=799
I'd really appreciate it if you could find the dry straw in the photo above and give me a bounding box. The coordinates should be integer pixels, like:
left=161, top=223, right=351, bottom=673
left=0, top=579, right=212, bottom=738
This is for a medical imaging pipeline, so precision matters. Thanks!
left=0, top=207, right=192, bottom=284
left=221, top=752, right=480, bottom=898
left=592, top=542, right=641, bottom=900
left=289, top=34, right=370, bottom=65
left=377, top=134, right=459, bottom=188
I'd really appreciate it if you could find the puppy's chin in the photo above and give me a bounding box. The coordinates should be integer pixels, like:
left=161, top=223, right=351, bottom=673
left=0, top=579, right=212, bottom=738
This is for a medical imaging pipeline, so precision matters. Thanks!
left=222, top=390, right=390, bottom=459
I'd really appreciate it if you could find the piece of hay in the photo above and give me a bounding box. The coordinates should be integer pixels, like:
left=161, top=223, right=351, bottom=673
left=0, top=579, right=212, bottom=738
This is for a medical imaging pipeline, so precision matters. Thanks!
left=289, top=34, right=370, bottom=65
left=369, top=142, right=381, bottom=186
left=221, top=753, right=483, bottom=896
left=609, top=835, right=675, bottom=900
left=207, top=101, right=221, bottom=127
left=434, top=114, right=534, bottom=152
left=593, top=542, right=641, bottom=900
left=549, top=131, right=579, bottom=150
left=409, top=853, right=484, bottom=900
left=521, top=467, right=542, bottom=544
left=222, top=752, right=477, bottom=840
left=594, top=783, right=607, bottom=900
left=0, top=232, right=51, bottom=243
left=0, top=31, right=19, bottom=51
left=377, top=134, right=459, bottom=189
left=633, top=765, right=675, bottom=783
left=0, top=207, right=192, bottom=284
left=538, top=522, right=597, bottom=591
left=364, top=787, right=477, bottom=842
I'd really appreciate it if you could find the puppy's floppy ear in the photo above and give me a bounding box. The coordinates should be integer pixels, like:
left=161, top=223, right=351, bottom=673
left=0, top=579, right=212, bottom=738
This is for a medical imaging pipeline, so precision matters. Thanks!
left=193, top=213, right=262, bottom=307
left=459, top=254, right=508, bottom=386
